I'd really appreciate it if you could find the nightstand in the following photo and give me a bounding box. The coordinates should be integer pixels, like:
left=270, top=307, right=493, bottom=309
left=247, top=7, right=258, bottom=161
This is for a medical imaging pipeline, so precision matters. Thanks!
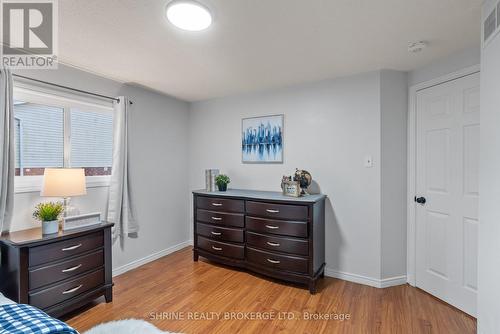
left=0, top=223, right=114, bottom=318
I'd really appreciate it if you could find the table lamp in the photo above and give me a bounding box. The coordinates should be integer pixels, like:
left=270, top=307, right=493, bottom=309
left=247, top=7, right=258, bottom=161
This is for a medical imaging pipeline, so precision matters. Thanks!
left=41, top=168, right=87, bottom=217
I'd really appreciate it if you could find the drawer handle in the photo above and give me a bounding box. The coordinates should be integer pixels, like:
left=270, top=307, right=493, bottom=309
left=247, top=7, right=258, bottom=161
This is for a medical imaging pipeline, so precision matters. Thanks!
left=266, top=241, right=280, bottom=247
left=211, top=216, right=222, bottom=221
left=62, top=284, right=83, bottom=295
left=266, top=209, right=280, bottom=213
left=62, top=244, right=82, bottom=252
left=212, top=203, right=223, bottom=207
left=211, top=231, right=222, bottom=236
left=61, top=264, right=83, bottom=273
left=265, top=225, right=279, bottom=230
left=267, top=259, right=281, bottom=264
left=212, top=246, right=223, bottom=251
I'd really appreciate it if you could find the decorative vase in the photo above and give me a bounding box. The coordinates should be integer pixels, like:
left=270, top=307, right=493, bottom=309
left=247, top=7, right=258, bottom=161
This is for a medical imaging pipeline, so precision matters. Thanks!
left=42, top=220, right=59, bottom=235
left=218, top=183, right=228, bottom=191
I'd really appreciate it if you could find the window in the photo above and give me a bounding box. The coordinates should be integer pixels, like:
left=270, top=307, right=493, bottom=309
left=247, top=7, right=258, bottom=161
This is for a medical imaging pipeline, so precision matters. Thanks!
left=70, top=109, right=113, bottom=176
left=14, top=102, right=64, bottom=176
left=13, top=84, right=114, bottom=192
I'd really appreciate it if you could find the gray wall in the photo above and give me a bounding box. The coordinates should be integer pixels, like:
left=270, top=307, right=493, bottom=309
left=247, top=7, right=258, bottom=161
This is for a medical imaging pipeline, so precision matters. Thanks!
left=11, top=64, right=191, bottom=271
left=9, top=47, right=478, bottom=286
left=10, top=65, right=409, bottom=285
left=380, top=70, right=408, bottom=279
left=478, top=1, right=500, bottom=332
left=189, top=70, right=408, bottom=282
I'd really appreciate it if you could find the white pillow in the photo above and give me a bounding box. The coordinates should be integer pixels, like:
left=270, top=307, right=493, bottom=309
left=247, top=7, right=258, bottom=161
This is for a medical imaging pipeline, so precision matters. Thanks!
left=0, top=293, right=15, bottom=306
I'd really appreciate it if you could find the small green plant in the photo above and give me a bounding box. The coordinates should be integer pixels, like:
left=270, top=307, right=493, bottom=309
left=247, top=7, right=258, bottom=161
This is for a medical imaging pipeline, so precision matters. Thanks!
left=33, top=202, right=64, bottom=222
left=215, top=174, right=230, bottom=191
left=215, top=174, right=230, bottom=186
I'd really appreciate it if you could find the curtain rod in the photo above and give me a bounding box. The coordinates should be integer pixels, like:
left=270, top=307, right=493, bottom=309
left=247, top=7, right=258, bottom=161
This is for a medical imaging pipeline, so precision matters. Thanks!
left=12, top=74, right=133, bottom=105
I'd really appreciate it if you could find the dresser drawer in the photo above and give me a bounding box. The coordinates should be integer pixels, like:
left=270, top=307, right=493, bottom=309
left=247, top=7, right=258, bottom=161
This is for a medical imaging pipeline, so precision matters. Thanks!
left=29, top=232, right=104, bottom=267
left=197, top=236, right=244, bottom=259
left=246, top=231, right=308, bottom=256
left=29, top=268, right=104, bottom=310
left=29, top=250, right=104, bottom=290
left=246, top=201, right=308, bottom=221
left=197, top=196, right=244, bottom=213
left=247, top=247, right=308, bottom=274
left=197, top=223, right=244, bottom=243
left=197, top=209, right=244, bottom=228
left=246, top=216, right=308, bottom=238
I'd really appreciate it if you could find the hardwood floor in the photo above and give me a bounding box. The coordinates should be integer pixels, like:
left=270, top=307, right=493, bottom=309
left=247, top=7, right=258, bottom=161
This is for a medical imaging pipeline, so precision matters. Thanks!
left=65, top=247, right=476, bottom=334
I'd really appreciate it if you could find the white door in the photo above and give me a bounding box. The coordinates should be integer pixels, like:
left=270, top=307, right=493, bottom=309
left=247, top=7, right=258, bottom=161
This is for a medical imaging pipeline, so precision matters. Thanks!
left=415, top=72, right=479, bottom=317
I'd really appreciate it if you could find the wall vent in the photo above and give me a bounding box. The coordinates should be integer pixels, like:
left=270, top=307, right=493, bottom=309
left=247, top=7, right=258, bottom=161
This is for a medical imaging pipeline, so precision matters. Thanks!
left=484, top=7, right=497, bottom=43
left=484, top=0, right=500, bottom=47
left=497, top=1, right=500, bottom=28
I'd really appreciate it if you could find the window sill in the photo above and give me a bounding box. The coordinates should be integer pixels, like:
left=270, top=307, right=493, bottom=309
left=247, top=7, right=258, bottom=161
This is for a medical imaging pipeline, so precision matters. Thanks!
left=15, top=176, right=111, bottom=194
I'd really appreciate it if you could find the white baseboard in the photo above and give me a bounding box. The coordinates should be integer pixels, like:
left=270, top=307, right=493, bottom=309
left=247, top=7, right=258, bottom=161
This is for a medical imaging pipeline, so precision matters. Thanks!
left=379, top=275, right=408, bottom=288
left=112, top=240, right=191, bottom=277
left=325, top=268, right=407, bottom=288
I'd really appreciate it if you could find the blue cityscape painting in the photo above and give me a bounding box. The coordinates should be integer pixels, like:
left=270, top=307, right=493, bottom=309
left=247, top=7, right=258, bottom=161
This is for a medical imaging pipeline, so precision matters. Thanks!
left=242, top=115, right=283, bottom=163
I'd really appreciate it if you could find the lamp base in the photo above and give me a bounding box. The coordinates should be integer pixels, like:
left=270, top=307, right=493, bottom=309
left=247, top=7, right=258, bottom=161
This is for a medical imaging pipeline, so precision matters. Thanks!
left=63, top=197, right=80, bottom=217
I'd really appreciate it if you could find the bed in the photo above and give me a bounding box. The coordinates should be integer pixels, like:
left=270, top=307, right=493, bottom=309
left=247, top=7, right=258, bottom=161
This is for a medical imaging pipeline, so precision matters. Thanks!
left=0, top=293, right=78, bottom=334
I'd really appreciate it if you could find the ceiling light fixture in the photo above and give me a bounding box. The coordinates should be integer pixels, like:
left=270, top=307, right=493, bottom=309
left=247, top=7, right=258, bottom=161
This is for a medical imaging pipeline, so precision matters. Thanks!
left=166, top=0, right=212, bottom=31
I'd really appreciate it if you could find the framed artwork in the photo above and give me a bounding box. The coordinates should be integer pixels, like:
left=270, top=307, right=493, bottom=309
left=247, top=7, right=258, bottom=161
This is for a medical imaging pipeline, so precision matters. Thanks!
left=242, top=114, right=283, bottom=163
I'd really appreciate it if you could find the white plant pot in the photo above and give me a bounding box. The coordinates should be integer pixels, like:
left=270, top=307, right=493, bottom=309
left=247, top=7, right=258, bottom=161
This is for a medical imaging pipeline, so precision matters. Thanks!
left=42, top=220, right=59, bottom=235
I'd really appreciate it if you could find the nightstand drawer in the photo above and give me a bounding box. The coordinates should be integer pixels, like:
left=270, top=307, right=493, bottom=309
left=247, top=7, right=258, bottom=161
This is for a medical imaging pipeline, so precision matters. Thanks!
left=197, top=223, right=244, bottom=243
left=197, top=196, right=244, bottom=213
left=29, top=232, right=104, bottom=267
left=246, top=201, right=308, bottom=221
left=29, top=250, right=104, bottom=290
left=29, top=268, right=104, bottom=310
left=197, top=236, right=244, bottom=259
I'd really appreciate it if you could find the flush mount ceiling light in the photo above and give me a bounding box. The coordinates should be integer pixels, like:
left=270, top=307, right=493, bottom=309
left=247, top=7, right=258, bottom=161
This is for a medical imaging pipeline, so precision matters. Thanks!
left=166, top=0, right=212, bottom=31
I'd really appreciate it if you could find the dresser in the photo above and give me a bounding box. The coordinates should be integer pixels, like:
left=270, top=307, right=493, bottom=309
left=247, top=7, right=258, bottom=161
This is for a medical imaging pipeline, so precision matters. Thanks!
left=0, top=223, right=113, bottom=317
left=193, top=189, right=326, bottom=293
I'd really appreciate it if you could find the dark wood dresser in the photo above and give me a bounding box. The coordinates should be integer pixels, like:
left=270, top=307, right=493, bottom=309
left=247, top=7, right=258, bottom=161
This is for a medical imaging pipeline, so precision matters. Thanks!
left=0, top=223, right=113, bottom=317
left=193, top=189, right=326, bottom=293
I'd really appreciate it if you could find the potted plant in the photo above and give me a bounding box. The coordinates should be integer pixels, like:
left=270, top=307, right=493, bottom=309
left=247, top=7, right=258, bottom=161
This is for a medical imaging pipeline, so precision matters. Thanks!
left=33, top=202, right=64, bottom=235
left=215, top=174, right=230, bottom=192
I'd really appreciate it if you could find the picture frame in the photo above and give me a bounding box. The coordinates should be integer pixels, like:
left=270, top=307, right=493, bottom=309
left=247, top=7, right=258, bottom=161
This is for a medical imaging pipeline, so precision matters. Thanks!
left=282, top=180, right=301, bottom=197
left=242, top=114, right=284, bottom=163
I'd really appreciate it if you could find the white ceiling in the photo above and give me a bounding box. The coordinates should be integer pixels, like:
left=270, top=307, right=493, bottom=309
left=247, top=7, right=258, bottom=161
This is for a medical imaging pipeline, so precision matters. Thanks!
left=59, top=0, right=482, bottom=101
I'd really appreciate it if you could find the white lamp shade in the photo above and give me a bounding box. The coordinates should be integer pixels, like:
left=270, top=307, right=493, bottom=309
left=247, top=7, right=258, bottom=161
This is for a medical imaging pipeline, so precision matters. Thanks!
left=41, top=168, right=87, bottom=197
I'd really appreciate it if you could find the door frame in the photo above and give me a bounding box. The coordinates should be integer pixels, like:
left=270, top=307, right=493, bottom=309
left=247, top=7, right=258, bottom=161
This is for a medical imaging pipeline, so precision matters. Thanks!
left=406, top=64, right=480, bottom=286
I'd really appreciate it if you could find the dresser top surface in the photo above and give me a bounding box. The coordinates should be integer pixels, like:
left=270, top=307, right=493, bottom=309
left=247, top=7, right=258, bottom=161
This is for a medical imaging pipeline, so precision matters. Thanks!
left=0, top=222, right=114, bottom=247
left=193, top=189, right=326, bottom=203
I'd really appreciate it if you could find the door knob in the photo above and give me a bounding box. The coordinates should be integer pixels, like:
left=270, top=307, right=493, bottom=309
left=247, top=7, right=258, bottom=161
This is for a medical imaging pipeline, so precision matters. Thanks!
left=415, top=196, right=426, bottom=204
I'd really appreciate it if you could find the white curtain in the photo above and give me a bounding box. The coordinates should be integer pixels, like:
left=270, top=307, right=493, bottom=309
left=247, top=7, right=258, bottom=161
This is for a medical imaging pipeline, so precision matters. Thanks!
left=107, top=96, right=137, bottom=237
left=0, top=67, right=14, bottom=235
